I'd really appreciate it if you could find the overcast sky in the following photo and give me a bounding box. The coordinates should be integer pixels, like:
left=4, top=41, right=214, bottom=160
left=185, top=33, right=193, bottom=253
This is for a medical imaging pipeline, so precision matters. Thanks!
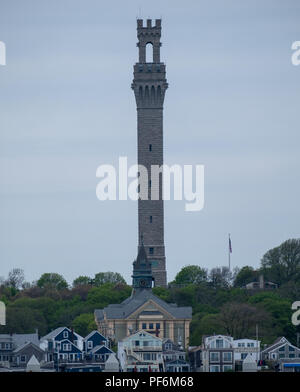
left=0, top=0, right=299, bottom=285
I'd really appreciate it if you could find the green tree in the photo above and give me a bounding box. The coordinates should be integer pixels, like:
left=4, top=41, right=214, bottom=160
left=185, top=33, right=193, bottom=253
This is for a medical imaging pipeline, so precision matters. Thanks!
left=218, top=302, right=271, bottom=339
left=190, top=313, right=223, bottom=345
left=6, top=268, right=25, bottom=289
left=234, top=266, right=257, bottom=287
left=248, top=291, right=297, bottom=343
left=0, top=306, right=47, bottom=335
left=94, top=272, right=126, bottom=286
left=261, top=239, right=300, bottom=286
left=87, top=283, right=131, bottom=308
left=72, top=276, right=92, bottom=288
left=37, top=273, right=68, bottom=290
left=174, top=265, right=207, bottom=285
left=71, top=313, right=96, bottom=336
left=209, top=267, right=232, bottom=288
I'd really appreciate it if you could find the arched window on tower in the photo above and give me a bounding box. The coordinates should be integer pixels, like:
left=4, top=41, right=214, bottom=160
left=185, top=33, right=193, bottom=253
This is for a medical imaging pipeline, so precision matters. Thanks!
left=145, top=42, right=153, bottom=63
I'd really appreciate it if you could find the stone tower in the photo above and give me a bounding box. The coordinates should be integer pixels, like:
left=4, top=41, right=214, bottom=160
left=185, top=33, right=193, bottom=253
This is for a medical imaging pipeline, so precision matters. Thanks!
left=131, top=19, right=168, bottom=287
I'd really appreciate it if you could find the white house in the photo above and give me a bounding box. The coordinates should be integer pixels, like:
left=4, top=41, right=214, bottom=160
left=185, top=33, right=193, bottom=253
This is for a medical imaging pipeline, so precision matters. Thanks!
left=118, top=330, right=164, bottom=372
left=202, top=335, right=234, bottom=372
left=233, top=338, right=260, bottom=362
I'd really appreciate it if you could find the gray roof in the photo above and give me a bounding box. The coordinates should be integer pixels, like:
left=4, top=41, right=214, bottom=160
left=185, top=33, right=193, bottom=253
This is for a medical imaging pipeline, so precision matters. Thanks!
left=13, top=333, right=40, bottom=347
left=94, top=289, right=192, bottom=321
left=261, top=337, right=287, bottom=353
left=13, top=341, right=44, bottom=354
left=41, top=327, right=66, bottom=341
left=41, top=327, right=82, bottom=341
left=261, top=337, right=300, bottom=354
left=0, top=333, right=39, bottom=348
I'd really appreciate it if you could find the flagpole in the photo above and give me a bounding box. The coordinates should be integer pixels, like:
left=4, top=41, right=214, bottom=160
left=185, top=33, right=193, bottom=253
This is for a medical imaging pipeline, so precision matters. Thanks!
left=228, top=233, right=231, bottom=271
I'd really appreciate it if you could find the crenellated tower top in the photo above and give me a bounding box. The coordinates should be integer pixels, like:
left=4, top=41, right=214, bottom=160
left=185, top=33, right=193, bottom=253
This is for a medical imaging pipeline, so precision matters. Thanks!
left=132, top=19, right=168, bottom=109
left=136, top=18, right=162, bottom=63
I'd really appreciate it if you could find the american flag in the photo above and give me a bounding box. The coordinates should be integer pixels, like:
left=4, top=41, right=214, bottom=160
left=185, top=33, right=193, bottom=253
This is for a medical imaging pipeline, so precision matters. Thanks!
left=229, top=236, right=232, bottom=253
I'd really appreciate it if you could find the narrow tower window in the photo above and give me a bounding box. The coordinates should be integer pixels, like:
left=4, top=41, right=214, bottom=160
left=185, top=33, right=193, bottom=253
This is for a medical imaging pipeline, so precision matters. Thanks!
left=149, top=144, right=152, bottom=152
left=149, top=216, right=153, bottom=223
left=145, top=42, right=153, bottom=63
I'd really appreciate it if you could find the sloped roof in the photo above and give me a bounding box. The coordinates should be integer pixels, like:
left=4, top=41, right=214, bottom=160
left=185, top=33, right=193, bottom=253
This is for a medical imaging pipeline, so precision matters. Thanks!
left=106, top=353, right=118, bottom=364
left=95, top=289, right=192, bottom=321
left=12, top=333, right=39, bottom=348
left=133, top=244, right=152, bottom=271
left=120, top=330, right=162, bottom=343
left=261, top=337, right=290, bottom=354
left=13, top=341, right=44, bottom=354
left=27, top=355, right=40, bottom=366
left=41, top=327, right=66, bottom=341
left=84, top=330, right=107, bottom=342
left=243, top=354, right=257, bottom=363
left=89, top=345, right=113, bottom=355
left=41, top=327, right=82, bottom=341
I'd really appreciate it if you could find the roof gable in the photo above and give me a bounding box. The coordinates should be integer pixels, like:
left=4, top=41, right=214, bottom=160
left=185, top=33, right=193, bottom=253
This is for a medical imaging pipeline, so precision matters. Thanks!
left=84, top=330, right=107, bottom=342
left=13, top=341, right=44, bottom=354
left=128, top=299, right=174, bottom=320
left=59, top=339, right=82, bottom=353
left=90, top=345, right=113, bottom=355
left=122, top=330, right=162, bottom=343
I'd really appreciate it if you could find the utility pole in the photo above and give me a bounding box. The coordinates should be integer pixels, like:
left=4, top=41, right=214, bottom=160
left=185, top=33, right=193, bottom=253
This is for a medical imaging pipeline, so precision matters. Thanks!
left=256, top=324, right=259, bottom=362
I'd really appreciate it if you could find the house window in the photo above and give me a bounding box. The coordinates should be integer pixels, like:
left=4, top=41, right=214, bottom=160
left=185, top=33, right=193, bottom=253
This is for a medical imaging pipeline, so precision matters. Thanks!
left=149, top=247, right=154, bottom=255
left=223, top=365, right=233, bottom=372
left=241, top=353, right=247, bottom=360
left=135, top=341, right=140, bottom=346
left=156, top=323, right=160, bottom=330
left=142, top=323, right=147, bottom=329
left=88, top=341, right=93, bottom=349
left=210, top=365, right=220, bottom=372
left=223, top=352, right=232, bottom=362
left=289, top=354, right=295, bottom=358
left=216, top=339, right=223, bottom=348
left=149, top=323, right=154, bottom=330
left=63, top=331, right=68, bottom=338
left=150, top=216, right=153, bottom=223
left=63, top=343, right=71, bottom=351
left=279, top=346, right=285, bottom=352
left=210, top=352, right=220, bottom=362
left=289, top=346, right=295, bottom=351
left=149, top=144, right=152, bottom=152
left=20, top=355, right=26, bottom=363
